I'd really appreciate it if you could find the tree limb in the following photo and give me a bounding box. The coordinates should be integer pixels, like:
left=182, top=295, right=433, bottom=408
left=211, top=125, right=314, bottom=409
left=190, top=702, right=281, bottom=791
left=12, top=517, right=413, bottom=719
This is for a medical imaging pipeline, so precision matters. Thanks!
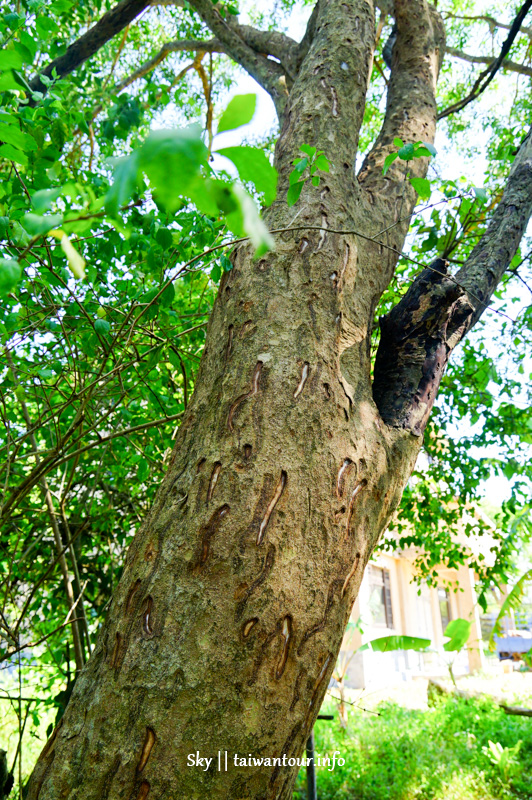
left=373, top=130, right=532, bottom=434
left=443, top=12, right=532, bottom=40
left=237, top=25, right=300, bottom=85
left=358, top=0, right=444, bottom=188
left=274, top=0, right=376, bottom=172
left=438, top=0, right=532, bottom=120
left=357, top=0, right=445, bottom=291
left=28, top=0, right=151, bottom=99
left=112, top=37, right=226, bottom=94
left=293, top=0, right=320, bottom=72
left=184, top=0, right=290, bottom=117
left=445, top=46, right=532, bottom=78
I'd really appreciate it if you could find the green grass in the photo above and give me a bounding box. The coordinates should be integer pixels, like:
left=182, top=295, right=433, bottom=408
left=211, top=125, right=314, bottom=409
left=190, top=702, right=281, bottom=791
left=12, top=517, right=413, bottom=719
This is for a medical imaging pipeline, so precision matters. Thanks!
left=294, top=694, right=532, bottom=800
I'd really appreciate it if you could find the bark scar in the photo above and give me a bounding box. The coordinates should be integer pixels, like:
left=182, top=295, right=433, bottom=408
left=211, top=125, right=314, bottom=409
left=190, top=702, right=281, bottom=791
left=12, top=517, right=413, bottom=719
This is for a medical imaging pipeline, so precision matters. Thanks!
left=336, top=458, right=354, bottom=498
left=137, top=728, right=155, bottom=772
left=206, top=462, right=221, bottom=503
left=142, top=596, right=154, bottom=637
left=275, top=615, right=292, bottom=679
left=345, top=479, right=367, bottom=537
left=257, top=471, right=287, bottom=545
left=196, top=505, right=230, bottom=567
left=227, top=361, right=263, bottom=431
left=293, top=362, right=309, bottom=399
left=242, top=618, right=258, bottom=638
left=341, top=553, right=361, bottom=597
left=235, top=545, right=275, bottom=618
left=298, top=581, right=341, bottom=654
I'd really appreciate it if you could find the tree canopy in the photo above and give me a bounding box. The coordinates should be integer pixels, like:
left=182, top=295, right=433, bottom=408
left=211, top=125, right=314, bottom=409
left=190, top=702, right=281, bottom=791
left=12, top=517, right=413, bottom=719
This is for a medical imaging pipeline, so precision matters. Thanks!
left=1, top=0, right=532, bottom=792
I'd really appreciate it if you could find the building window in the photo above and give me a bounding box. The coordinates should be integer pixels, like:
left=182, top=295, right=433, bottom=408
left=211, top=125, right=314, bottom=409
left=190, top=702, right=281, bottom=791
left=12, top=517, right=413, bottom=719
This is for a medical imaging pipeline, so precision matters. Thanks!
left=438, top=587, right=452, bottom=631
left=368, top=566, right=394, bottom=628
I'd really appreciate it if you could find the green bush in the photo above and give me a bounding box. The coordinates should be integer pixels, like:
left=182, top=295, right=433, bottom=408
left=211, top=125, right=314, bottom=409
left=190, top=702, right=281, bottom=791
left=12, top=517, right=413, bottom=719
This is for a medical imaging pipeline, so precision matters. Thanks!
left=295, top=695, right=532, bottom=799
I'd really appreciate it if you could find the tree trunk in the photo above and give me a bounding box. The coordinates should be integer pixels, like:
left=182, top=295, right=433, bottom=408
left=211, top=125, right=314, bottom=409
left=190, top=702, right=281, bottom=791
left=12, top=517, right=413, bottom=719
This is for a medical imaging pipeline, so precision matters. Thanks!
left=28, top=170, right=422, bottom=800
left=26, top=1, right=532, bottom=798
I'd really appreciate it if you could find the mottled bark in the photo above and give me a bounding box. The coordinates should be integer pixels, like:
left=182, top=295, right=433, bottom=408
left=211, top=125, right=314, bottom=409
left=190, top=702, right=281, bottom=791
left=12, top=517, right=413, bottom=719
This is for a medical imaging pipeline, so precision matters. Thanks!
left=26, top=1, right=532, bottom=799
left=373, top=130, right=532, bottom=432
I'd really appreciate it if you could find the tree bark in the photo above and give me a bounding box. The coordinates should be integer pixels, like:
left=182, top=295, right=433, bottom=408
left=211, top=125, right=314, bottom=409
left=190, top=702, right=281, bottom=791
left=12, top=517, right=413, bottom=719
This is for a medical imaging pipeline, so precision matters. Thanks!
left=26, top=2, right=532, bottom=799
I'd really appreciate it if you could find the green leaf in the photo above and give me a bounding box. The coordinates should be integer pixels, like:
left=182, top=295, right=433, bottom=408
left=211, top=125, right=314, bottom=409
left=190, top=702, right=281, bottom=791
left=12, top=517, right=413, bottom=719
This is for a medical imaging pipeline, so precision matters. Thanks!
left=443, top=618, right=471, bottom=652
left=221, top=254, right=232, bottom=272
left=137, top=459, right=149, bottom=481
left=421, top=142, right=437, bottom=156
left=0, top=71, right=22, bottom=92
left=160, top=281, right=175, bottom=307
left=217, top=94, right=257, bottom=134
left=314, top=154, right=330, bottom=172
left=227, top=184, right=274, bottom=255
left=105, top=152, right=140, bottom=216
left=398, top=143, right=415, bottom=161
left=474, top=187, right=488, bottom=204
left=0, top=258, right=21, bottom=297
left=140, top=126, right=207, bottom=212
left=94, top=318, right=110, bottom=334
left=36, top=16, right=59, bottom=35
left=215, top=146, right=277, bottom=205
left=21, top=213, right=64, bottom=237
left=413, top=147, right=433, bottom=158
left=292, top=158, right=308, bottom=175
left=0, top=143, right=27, bottom=165
left=0, top=50, right=24, bottom=70
left=393, top=137, right=404, bottom=147
left=409, top=177, right=431, bottom=200
left=300, top=144, right=317, bottom=157
left=382, top=152, right=398, bottom=175
left=156, top=227, right=173, bottom=250
left=210, top=263, right=221, bottom=283
left=489, top=569, right=532, bottom=649
left=50, top=119, right=67, bottom=151
left=286, top=180, right=304, bottom=206
left=32, top=188, right=62, bottom=213
left=0, top=122, right=37, bottom=151
left=359, top=635, right=431, bottom=653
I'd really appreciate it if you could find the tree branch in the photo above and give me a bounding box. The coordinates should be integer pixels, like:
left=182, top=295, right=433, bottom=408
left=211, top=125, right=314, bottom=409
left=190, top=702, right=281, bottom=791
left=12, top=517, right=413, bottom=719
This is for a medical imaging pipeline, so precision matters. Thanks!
left=358, top=1, right=444, bottom=195
left=356, top=0, right=445, bottom=296
left=445, top=46, right=532, bottom=78
left=112, top=37, right=225, bottom=94
left=28, top=0, right=151, bottom=99
left=274, top=0, right=376, bottom=172
left=237, top=25, right=300, bottom=85
left=438, top=0, right=532, bottom=120
left=184, top=0, right=290, bottom=118
left=373, top=130, right=532, bottom=434
left=443, top=12, right=532, bottom=40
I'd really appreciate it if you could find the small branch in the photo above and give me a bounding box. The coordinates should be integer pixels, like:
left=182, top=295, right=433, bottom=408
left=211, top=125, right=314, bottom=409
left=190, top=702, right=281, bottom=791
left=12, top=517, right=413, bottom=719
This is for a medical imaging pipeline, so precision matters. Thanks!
left=112, top=37, right=225, bottom=95
left=0, top=619, right=84, bottom=664
left=6, top=353, right=85, bottom=673
left=29, top=0, right=151, bottom=100
left=438, top=0, right=532, bottom=120
left=185, top=0, right=290, bottom=118
left=445, top=46, right=532, bottom=78
left=443, top=12, right=532, bottom=40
